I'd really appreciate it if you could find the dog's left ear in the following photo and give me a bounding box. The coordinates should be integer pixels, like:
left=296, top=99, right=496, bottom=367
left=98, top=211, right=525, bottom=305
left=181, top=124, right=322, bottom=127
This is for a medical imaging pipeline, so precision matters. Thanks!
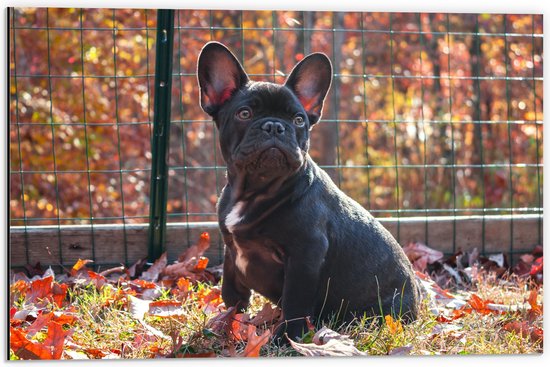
left=284, top=53, right=332, bottom=125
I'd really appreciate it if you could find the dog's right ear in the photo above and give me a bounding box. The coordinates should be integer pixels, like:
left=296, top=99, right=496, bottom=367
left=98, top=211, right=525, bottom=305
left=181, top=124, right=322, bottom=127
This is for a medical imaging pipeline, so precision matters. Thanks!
left=197, top=42, right=249, bottom=116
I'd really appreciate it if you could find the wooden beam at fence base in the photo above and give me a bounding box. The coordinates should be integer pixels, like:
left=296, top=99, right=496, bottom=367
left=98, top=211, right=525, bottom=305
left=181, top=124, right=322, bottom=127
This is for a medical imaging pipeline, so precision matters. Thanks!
left=9, top=214, right=542, bottom=269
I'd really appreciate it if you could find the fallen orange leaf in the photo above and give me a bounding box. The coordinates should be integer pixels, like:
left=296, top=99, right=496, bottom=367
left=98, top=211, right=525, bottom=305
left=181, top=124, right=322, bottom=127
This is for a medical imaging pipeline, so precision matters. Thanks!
left=527, top=289, right=542, bottom=316
left=230, top=313, right=250, bottom=341
left=70, top=259, right=93, bottom=277
left=385, top=315, right=403, bottom=335
left=241, top=325, right=271, bottom=357
left=467, top=293, right=493, bottom=315
left=194, top=257, right=209, bottom=272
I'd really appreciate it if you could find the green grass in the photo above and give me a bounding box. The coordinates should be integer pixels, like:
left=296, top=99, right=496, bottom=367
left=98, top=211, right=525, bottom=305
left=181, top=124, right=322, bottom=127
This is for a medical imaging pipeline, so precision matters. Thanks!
left=10, top=269, right=542, bottom=359
left=59, top=272, right=542, bottom=358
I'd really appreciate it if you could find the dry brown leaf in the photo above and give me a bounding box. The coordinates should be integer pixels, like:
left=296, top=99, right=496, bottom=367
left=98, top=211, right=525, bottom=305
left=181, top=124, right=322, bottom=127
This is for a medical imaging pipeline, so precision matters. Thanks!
left=205, top=306, right=237, bottom=336
left=403, top=242, right=443, bottom=272
left=141, top=252, right=167, bottom=282
left=26, top=312, right=54, bottom=336
left=388, top=345, right=413, bottom=355
left=289, top=326, right=367, bottom=357
left=162, top=262, right=194, bottom=279
left=148, top=300, right=185, bottom=318
left=178, top=232, right=211, bottom=263
left=249, top=303, right=282, bottom=326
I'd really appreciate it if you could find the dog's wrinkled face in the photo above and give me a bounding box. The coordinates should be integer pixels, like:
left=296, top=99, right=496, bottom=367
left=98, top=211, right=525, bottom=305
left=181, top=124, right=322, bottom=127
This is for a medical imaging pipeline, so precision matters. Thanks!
left=197, top=42, right=332, bottom=191
left=216, top=83, right=307, bottom=178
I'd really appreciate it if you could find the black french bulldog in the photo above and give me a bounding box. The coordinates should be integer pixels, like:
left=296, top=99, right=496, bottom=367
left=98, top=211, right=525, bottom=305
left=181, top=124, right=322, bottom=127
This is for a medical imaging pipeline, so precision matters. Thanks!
left=197, top=41, right=420, bottom=343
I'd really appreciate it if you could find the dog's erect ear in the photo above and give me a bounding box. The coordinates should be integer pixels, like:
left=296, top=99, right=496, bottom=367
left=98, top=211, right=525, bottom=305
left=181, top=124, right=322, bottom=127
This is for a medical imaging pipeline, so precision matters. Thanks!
left=284, top=53, right=332, bottom=125
left=197, top=42, right=249, bottom=116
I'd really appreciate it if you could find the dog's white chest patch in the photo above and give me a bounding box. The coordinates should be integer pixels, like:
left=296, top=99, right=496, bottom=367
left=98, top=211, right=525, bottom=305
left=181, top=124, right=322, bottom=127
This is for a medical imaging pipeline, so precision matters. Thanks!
left=225, top=201, right=245, bottom=233
left=233, top=239, right=248, bottom=275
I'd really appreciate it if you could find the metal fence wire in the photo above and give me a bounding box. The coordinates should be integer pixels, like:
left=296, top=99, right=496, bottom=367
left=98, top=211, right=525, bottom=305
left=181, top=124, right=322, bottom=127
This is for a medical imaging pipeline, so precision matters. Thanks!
left=9, top=8, right=543, bottom=269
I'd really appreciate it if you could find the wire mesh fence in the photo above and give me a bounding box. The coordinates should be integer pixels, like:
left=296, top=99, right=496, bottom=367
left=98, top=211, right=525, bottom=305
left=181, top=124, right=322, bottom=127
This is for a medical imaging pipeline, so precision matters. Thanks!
left=9, top=8, right=543, bottom=268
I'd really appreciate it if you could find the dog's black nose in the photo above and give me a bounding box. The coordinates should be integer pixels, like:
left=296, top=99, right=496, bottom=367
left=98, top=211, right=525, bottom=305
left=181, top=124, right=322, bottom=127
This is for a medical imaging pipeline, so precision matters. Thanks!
left=261, top=121, right=285, bottom=135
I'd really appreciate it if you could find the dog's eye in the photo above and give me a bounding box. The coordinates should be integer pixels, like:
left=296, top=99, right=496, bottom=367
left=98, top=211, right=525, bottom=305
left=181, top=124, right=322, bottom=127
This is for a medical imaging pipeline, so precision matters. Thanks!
left=236, top=107, right=252, bottom=120
left=293, top=114, right=305, bottom=127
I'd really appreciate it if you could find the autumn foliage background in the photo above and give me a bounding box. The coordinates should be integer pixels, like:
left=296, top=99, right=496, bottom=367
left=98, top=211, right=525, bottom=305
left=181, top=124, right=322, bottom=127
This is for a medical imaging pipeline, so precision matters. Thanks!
left=7, top=8, right=545, bottom=360
left=9, top=9, right=543, bottom=229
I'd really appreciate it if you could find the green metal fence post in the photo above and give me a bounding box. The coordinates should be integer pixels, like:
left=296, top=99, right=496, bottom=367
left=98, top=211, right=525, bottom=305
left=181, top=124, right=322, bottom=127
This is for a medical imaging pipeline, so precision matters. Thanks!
left=148, top=9, right=175, bottom=262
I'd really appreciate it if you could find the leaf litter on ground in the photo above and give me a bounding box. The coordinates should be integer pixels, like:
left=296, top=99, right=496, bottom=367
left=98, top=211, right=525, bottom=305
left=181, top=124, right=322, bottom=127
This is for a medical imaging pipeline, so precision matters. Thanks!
left=9, top=235, right=543, bottom=359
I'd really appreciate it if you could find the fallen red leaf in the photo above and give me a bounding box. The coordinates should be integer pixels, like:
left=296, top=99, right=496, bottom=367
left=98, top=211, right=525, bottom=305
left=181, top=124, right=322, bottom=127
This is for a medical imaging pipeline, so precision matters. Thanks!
left=43, top=321, right=72, bottom=359
left=527, top=289, right=542, bottom=316
left=199, top=287, right=222, bottom=307
left=403, top=242, right=443, bottom=272
left=11, top=280, right=29, bottom=295
left=503, top=321, right=543, bottom=343
left=25, top=276, right=67, bottom=308
left=27, top=313, right=54, bottom=336
left=26, top=276, right=54, bottom=304
left=436, top=309, right=466, bottom=323
left=51, top=282, right=68, bottom=307
left=10, top=306, right=20, bottom=318
left=11, top=321, right=71, bottom=360
left=87, top=271, right=107, bottom=289
left=530, top=257, right=543, bottom=276
left=177, top=277, right=191, bottom=291
left=130, top=279, right=158, bottom=290
left=83, top=348, right=108, bottom=358
left=205, top=306, right=237, bottom=336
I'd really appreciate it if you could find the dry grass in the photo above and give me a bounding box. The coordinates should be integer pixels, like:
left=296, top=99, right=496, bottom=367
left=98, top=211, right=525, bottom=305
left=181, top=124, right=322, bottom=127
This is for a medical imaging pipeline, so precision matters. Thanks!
left=58, top=270, right=542, bottom=359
